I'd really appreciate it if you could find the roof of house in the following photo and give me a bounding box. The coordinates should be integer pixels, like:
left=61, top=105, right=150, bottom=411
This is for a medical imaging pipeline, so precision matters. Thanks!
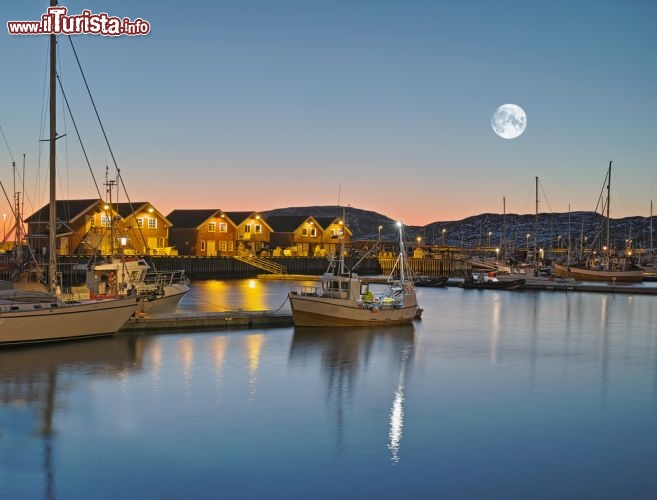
left=264, top=215, right=320, bottom=233
left=25, top=199, right=102, bottom=224
left=223, top=211, right=253, bottom=226
left=166, top=209, right=226, bottom=228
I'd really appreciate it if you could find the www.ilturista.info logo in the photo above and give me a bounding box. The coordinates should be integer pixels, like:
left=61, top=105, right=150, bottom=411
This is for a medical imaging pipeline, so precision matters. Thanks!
left=7, top=6, right=150, bottom=36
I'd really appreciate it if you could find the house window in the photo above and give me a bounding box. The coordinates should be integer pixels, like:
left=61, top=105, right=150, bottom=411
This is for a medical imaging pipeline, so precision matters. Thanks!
left=208, top=222, right=216, bottom=232
left=228, top=241, right=234, bottom=251
left=301, top=228, right=308, bottom=237
left=100, top=215, right=111, bottom=227
left=310, top=228, right=317, bottom=237
left=330, top=229, right=336, bottom=237
left=136, top=218, right=144, bottom=228
left=245, top=224, right=252, bottom=233
left=220, top=241, right=227, bottom=251
left=219, top=222, right=227, bottom=233
left=200, top=240, right=206, bottom=251
left=157, top=237, right=165, bottom=247
left=254, top=224, right=262, bottom=234
left=148, top=218, right=157, bottom=229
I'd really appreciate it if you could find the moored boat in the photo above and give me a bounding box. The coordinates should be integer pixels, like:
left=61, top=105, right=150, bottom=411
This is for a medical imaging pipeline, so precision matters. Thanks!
left=289, top=221, right=419, bottom=327
left=0, top=4, right=140, bottom=345
left=460, top=273, right=525, bottom=290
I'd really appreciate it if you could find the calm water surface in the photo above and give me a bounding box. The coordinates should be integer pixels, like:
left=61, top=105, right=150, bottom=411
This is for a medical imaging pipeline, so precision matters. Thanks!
left=1, top=278, right=657, bottom=499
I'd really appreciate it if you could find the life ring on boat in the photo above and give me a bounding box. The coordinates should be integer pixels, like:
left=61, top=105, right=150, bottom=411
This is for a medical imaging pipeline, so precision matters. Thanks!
left=372, top=307, right=379, bottom=313
left=373, top=296, right=380, bottom=303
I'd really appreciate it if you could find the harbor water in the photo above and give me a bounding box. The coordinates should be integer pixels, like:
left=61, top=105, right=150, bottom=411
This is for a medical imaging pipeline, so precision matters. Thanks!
left=2, top=279, right=657, bottom=499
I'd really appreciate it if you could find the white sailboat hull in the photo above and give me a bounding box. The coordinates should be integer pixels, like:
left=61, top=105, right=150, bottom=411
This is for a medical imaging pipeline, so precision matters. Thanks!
left=0, top=295, right=140, bottom=345
left=289, top=293, right=418, bottom=327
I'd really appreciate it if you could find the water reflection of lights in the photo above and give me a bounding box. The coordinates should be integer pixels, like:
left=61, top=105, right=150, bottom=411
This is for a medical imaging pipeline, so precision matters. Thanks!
left=151, top=342, right=163, bottom=394
left=388, top=345, right=411, bottom=463
left=490, top=294, right=502, bottom=364
left=179, top=338, right=195, bottom=401
left=248, top=279, right=257, bottom=289
left=246, top=334, right=265, bottom=398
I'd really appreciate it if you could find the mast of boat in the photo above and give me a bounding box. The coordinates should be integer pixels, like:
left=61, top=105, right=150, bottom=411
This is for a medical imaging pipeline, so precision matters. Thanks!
left=48, top=0, right=58, bottom=294
left=650, top=200, right=653, bottom=255
left=606, top=161, right=611, bottom=254
left=397, top=221, right=406, bottom=282
left=534, top=176, right=538, bottom=270
left=501, top=196, right=506, bottom=262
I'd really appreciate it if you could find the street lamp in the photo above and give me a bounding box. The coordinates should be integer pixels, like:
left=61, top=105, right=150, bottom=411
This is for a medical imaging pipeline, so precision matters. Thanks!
left=557, top=235, right=562, bottom=249
left=495, top=247, right=500, bottom=261
left=526, top=233, right=531, bottom=262
left=378, top=225, right=383, bottom=242
left=487, top=231, right=492, bottom=256
left=441, top=228, right=446, bottom=246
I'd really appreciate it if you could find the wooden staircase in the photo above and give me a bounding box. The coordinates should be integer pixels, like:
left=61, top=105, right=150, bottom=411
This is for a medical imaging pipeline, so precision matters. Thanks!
left=233, top=254, right=287, bottom=274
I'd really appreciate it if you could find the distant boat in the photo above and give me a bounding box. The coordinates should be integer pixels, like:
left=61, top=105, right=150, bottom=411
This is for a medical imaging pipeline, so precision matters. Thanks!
left=289, top=221, right=419, bottom=327
left=0, top=5, right=140, bottom=346
left=553, top=162, right=644, bottom=283
left=460, top=273, right=525, bottom=290
left=413, top=275, right=449, bottom=287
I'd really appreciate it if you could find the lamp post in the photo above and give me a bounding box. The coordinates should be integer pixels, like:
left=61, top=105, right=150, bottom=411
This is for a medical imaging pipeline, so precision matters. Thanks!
left=495, top=247, right=500, bottom=262
left=441, top=228, right=446, bottom=247
left=378, top=225, right=382, bottom=242
left=526, top=233, right=531, bottom=262
left=487, top=231, right=492, bottom=256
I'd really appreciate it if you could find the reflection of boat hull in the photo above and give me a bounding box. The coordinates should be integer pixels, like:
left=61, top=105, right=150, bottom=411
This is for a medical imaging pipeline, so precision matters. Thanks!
left=0, top=294, right=140, bottom=345
left=289, top=294, right=418, bottom=327
left=553, top=262, right=644, bottom=282
left=460, top=278, right=525, bottom=290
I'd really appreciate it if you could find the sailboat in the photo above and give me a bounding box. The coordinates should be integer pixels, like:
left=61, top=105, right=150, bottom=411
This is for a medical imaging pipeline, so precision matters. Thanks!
left=0, top=2, right=140, bottom=345
left=288, top=221, right=419, bottom=327
left=553, top=161, right=643, bottom=282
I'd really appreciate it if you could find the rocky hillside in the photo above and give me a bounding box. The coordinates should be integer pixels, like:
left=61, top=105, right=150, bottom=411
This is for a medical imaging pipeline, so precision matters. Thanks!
left=263, top=206, right=654, bottom=251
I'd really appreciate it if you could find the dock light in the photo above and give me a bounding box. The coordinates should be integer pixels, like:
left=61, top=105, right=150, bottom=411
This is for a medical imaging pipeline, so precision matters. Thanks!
left=104, top=204, right=110, bottom=210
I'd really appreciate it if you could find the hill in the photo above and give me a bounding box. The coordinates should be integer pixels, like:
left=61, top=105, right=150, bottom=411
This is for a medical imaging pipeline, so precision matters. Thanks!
left=263, top=206, right=653, bottom=251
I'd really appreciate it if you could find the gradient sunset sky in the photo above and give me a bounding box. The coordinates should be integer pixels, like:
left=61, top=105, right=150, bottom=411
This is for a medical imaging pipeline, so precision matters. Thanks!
left=2, top=0, right=656, bottom=226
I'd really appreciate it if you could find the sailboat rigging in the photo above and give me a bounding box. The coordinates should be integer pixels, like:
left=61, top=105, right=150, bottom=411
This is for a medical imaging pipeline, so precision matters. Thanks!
left=0, top=0, right=140, bottom=346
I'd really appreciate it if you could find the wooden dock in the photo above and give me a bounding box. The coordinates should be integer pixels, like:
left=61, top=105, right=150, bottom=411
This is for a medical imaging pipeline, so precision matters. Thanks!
left=120, top=310, right=294, bottom=332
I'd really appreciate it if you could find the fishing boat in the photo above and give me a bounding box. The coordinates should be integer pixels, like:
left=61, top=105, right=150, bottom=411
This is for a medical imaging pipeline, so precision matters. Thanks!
left=85, top=256, right=189, bottom=314
left=553, top=162, right=644, bottom=282
left=288, top=221, right=419, bottom=327
left=0, top=4, right=140, bottom=345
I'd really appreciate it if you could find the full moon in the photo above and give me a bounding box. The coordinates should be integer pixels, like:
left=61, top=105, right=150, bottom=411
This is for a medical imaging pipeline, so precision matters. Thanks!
left=491, top=104, right=527, bottom=139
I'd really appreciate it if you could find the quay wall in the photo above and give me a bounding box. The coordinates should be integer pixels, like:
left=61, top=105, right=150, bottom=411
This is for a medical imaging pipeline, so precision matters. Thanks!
left=4, top=255, right=470, bottom=283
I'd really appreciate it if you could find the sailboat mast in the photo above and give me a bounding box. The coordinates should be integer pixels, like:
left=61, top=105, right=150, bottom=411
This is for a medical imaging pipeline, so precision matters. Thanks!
left=650, top=200, right=653, bottom=253
left=48, top=0, right=58, bottom=294
left=606, top=161, right=611, bottom=253
left=534, top=176, right=538, bottom=265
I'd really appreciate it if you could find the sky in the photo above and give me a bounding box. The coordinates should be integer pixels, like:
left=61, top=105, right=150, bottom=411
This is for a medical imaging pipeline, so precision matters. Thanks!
left=1, top=0, right=656, bottom=226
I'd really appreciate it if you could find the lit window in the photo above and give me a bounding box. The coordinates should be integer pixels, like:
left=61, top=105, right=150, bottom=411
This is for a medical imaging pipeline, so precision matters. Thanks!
left=219, top=222, right=227, bottom=233
left=310, top=228, right=317, bottom=237
left=228, top=241, right=234, bottom=251
left=254, top=224, right=262, bottom=234
left=157, top=237, right=165, bottom=247
left=136, top=218, right=144, bottom=228
left=220, top=241, right=227, bottom=251
left=208, top=222, right=216, bottom=232
left=100, top=215, right=111, bottom=227
left=148, top=218, right=157, bottom=229
left=245, top=224, right=251, bottom=233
